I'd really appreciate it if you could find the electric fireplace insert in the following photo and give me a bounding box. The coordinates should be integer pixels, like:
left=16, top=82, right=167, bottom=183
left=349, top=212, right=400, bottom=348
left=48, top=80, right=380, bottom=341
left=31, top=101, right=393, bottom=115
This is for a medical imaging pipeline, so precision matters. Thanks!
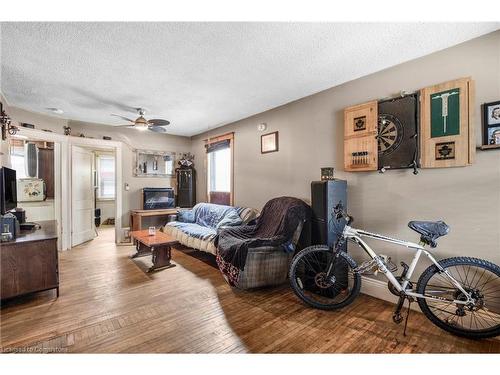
left=143, top=188, right=175, bottom=210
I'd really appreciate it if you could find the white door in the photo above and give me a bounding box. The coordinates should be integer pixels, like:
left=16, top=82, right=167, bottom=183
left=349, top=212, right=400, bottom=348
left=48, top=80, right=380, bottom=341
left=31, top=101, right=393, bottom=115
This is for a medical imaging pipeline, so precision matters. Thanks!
left=71, top=146, right=95, bottom=247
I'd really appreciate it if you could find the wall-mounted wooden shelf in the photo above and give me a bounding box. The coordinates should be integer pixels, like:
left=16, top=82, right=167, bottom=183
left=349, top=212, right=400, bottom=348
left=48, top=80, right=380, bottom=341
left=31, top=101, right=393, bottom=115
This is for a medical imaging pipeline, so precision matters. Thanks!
left=478, top=144, right=500, bottom=151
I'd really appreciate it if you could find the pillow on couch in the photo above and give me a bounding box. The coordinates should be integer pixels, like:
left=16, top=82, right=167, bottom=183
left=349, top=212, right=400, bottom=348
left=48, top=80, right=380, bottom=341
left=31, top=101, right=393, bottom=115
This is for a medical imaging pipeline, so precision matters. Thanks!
left=217, top=209, right=243, bottom=228
left=178, top=209, right=195, bottom=223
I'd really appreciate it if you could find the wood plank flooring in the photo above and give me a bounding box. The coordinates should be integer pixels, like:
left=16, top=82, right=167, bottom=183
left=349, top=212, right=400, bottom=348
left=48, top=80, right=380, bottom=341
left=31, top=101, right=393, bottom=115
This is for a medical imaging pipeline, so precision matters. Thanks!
left=1, top=226, right=499, bottom=353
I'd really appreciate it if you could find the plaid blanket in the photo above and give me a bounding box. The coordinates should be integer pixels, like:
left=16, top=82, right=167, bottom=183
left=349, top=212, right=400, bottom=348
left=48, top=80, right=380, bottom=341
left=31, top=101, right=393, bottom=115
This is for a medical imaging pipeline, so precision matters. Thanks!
left=215, top=197, right=309, bottom=285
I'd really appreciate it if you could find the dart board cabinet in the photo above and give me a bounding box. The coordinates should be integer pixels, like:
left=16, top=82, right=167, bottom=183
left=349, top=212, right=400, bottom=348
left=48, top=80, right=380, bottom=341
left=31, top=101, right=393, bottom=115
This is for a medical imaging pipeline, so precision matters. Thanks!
left=419, top=77, right=475, bottom=168
left=377, top=94, right=419, bottom=172
left=343, top=100, right=378, bottom=171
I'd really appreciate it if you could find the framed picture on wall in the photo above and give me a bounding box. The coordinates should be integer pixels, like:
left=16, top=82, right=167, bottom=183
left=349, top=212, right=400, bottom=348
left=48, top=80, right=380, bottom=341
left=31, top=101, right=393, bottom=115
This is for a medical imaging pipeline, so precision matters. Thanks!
left=261, top=131, right=279, bottom=154
left=483, top=100, right=500, bottom=145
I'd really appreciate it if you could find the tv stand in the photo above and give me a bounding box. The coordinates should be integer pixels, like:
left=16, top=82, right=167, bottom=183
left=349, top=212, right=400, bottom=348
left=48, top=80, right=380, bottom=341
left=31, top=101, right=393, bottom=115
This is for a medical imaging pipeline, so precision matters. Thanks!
left=129, top=208, right=178, bottom=231
left=0, top=220, right=59, bottom=300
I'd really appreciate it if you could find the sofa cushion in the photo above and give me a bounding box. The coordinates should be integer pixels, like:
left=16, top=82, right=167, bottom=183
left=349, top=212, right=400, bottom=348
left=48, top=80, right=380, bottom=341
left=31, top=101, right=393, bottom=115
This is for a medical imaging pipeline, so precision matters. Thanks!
left=235, top=207, right=259, bottom=224
left=167, top=221, right=217, bottom=241
left=216, top=209, right=242, bottom=228
left=194, top=203, right=240, bottom=229
left=177, top=209, right=195, bottom=223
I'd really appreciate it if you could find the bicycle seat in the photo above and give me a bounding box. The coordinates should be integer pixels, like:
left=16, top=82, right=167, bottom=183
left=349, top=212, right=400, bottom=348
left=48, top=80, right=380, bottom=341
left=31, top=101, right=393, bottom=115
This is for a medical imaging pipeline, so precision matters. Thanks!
left=408, top=220, right=449, bottom=248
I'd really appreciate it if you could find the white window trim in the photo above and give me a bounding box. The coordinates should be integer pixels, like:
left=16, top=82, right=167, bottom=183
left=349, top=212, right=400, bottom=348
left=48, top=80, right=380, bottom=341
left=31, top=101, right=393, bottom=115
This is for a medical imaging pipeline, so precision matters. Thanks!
left=95, top=153, right=116, bottom=200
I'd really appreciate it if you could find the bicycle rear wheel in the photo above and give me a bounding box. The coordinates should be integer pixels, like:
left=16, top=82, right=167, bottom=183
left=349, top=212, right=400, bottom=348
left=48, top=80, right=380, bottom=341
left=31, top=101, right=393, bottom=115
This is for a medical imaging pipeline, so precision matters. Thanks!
left=417, top=257, right=500, bottom=339
left=289, top=245, right=361, bottom=310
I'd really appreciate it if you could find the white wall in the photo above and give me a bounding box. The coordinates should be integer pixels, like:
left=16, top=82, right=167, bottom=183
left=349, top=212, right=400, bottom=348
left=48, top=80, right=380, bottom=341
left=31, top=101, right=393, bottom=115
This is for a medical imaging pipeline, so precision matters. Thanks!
left=20, top=199, right=55, bottom=222
left=0, top=100, right=191, bottom=231
left=96, top=199, right=115, bottom=223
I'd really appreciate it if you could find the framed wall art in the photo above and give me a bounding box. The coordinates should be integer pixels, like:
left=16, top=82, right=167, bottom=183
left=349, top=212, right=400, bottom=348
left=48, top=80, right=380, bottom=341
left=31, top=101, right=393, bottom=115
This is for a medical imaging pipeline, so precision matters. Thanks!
left=261, top=131, right=279, bottom=154
left=482, top=100, right=500, bottom=145
left=419, top=77, right=475, bottom=168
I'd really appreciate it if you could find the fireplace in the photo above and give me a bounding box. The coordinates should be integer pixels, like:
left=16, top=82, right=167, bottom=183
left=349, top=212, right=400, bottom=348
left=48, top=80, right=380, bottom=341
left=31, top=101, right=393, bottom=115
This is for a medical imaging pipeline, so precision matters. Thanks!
left=143, top=188, right=175, bottom=210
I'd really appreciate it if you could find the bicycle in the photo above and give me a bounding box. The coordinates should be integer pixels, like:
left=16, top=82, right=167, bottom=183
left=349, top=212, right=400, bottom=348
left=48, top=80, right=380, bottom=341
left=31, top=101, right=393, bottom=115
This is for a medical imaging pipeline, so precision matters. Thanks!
left=289, top=203, right=500, bottom=339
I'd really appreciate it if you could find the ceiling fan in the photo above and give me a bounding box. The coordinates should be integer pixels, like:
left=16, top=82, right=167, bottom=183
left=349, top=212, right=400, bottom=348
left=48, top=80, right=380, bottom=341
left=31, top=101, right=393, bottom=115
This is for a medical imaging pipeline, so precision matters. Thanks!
left=111, top=108, right=170, bottom=133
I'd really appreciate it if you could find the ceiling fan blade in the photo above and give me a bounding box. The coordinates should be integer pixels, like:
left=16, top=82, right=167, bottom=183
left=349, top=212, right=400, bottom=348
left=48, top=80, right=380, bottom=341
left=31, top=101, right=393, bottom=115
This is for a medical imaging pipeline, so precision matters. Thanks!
left=114, top=124, right=136, bottom=127
left=148, top=126, right=167, bottom=133
left=111, top=114, right=136, bottom=123
left=148, top=119, right=170, bottom=126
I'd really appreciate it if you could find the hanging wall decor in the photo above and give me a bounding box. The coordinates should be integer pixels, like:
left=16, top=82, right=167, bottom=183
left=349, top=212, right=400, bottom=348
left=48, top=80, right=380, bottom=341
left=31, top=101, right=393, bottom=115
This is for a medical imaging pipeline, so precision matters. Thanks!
left=482, top=100, right=500, bottom=146
left=419, top=77, right=475, bottom=168
left=344, top=100, right=378, bottom=171
left=261, top=131, right=279, bottom=154
left=377, top=94, right=419, bottom=174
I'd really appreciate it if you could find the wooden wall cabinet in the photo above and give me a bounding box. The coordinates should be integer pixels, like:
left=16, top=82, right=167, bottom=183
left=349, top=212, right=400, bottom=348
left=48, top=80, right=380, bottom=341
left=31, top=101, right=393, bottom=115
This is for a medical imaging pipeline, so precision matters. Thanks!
left=419, top=77, right=475, bottom=168
left=344, top=100, right=378, bottom=171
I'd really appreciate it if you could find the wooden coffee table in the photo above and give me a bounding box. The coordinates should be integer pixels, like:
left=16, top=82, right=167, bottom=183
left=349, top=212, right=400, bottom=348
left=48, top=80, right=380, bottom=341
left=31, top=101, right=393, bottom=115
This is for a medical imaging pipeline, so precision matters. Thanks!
left=130, top=230, right=179, bottom=272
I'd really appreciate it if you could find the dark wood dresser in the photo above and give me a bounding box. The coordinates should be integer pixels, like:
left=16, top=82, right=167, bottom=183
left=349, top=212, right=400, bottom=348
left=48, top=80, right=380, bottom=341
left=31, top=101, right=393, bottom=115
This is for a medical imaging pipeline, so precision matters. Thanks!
left=1, top=220, right=59, bottom=300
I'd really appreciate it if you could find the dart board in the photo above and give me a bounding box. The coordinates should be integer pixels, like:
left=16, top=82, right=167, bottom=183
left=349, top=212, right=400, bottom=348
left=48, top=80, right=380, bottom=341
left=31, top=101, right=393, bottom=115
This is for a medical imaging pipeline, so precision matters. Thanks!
left=377, top=94, right=419, bottom=171
left=378, top=114, right=404, bottom=155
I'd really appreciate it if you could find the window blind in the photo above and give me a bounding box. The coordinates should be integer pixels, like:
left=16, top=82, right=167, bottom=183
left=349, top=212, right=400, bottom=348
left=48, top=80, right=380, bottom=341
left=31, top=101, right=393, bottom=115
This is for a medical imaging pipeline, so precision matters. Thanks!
left=205, top=139, right=230, bottom=153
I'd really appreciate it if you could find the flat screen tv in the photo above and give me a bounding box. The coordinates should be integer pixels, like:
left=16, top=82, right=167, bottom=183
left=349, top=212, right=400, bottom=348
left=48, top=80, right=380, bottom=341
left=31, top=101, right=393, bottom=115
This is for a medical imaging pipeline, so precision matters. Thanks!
left=0, top=167, right=17, bottom=214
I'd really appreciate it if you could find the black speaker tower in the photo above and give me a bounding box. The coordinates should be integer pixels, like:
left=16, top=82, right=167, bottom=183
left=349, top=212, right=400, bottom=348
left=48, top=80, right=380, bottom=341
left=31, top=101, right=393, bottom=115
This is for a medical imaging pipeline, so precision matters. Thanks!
left=310, top=180, right=347, bottom=250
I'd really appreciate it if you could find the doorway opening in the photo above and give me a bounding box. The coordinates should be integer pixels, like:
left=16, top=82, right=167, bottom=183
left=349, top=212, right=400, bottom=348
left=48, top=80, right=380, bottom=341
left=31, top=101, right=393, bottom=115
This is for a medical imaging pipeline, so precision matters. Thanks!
left=71, top=145, right=116, bottom=247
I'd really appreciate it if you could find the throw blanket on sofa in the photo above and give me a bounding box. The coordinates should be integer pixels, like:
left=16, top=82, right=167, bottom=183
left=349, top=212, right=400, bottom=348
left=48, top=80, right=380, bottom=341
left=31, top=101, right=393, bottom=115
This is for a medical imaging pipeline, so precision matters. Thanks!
left=215, top=196, right=309, bottom=285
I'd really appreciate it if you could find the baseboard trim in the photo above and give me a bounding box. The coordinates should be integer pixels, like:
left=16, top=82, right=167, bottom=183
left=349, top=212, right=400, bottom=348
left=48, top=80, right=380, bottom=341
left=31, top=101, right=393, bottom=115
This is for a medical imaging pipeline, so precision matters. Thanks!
left=360, top=275, right=420, bottom=311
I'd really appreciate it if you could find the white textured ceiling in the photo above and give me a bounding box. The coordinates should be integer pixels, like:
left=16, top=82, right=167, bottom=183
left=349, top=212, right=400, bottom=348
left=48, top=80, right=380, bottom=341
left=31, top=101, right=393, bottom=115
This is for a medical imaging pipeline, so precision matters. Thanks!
left=1, top=22, right=498, bottom=136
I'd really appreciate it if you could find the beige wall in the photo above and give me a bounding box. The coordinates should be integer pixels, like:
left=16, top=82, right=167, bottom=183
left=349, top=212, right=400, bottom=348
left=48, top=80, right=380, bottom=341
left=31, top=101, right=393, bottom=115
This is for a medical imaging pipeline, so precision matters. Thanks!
left=0, top=100, right=191, bottom=228
left=2, top=32, right=500, bottom=273
left=66, top=120, right=190, bottom=227
left=191, top=31, right=500, bottom=276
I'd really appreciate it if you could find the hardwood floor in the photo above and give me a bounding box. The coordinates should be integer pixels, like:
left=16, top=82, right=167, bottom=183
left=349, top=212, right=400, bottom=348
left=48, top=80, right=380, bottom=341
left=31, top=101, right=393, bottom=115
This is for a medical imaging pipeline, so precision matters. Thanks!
left=1, top=226, right=499, bottom=353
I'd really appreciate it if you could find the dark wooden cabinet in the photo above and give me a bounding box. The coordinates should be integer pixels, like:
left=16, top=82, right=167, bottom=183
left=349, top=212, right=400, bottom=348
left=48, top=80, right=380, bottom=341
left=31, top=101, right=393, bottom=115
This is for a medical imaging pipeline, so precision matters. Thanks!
left=1, top=220, right=59, bottom=300
left=176, top=167, right=196, bottom=208
left=37, top=147, right=54, bottom=199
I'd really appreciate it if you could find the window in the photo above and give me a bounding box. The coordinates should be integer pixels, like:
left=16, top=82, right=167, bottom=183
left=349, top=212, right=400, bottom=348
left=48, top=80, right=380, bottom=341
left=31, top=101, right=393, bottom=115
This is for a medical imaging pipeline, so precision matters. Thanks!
left=208, top=147, right=230, bottom=192
left=9, top=141, right=27, bottom=178
left=96, top=154, right=115, bottom=199
left=205, top=134, right=233, bottom=205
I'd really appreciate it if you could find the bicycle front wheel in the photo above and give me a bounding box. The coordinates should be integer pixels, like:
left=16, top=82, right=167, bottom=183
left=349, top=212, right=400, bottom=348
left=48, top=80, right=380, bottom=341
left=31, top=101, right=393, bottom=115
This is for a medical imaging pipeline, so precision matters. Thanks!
left=289, top=245, right=361, bottom=310
left=417, top=257, right=500, bottom=339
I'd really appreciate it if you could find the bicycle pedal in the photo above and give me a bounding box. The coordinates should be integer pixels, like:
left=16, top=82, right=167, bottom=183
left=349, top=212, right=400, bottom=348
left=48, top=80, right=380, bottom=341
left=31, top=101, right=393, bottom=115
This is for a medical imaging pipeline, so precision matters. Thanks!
left=393, top=314, right=404, bottom=324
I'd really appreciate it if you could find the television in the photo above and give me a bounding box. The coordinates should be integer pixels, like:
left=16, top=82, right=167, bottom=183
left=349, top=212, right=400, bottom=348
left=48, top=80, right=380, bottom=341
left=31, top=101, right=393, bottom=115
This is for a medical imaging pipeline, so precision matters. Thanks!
left=0, top=167, right=17, bottom=214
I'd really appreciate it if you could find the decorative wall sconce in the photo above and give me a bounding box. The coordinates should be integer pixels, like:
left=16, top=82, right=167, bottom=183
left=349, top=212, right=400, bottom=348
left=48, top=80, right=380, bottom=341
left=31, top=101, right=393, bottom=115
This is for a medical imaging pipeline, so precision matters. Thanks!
left=0, top=103, right=18, bottom=139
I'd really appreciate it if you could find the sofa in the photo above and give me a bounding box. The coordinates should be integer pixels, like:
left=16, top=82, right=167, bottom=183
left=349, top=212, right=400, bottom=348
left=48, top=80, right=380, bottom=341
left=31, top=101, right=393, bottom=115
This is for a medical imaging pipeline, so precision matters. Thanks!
left=162, top=203, right=259, bottom=255
left=222, top=221, right=304, bottom=289
left=215, top=197, right=309, bottom=290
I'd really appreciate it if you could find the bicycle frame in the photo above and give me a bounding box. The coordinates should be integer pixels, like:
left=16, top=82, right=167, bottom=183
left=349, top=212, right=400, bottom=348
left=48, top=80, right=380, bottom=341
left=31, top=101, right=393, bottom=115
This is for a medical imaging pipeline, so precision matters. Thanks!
left=341, top=225, right=474, bottom=305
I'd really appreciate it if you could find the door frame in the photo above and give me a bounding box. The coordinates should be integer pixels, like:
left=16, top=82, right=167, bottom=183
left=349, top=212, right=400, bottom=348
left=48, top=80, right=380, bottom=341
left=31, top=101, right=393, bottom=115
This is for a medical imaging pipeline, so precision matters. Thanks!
left=14, top=127, right=123, bottom=250
left=69, top=137, right=122, bottom=248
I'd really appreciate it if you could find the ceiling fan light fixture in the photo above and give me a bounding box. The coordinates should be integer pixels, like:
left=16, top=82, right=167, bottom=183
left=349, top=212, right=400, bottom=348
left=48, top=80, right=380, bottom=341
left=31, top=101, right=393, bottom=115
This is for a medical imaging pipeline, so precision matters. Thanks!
left=136, top=124, right=148, bottom=131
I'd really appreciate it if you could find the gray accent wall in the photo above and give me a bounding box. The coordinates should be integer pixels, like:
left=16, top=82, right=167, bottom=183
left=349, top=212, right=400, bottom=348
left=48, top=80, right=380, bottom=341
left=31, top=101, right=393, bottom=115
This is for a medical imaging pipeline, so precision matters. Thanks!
left=191, top=31, right=500, bottom=274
